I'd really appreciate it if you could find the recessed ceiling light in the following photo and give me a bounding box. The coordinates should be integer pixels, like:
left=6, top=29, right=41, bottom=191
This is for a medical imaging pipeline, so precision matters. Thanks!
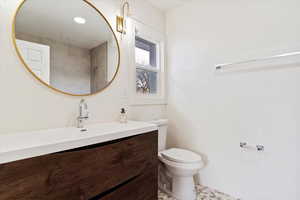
left=73, top=17, right=86, bottom=24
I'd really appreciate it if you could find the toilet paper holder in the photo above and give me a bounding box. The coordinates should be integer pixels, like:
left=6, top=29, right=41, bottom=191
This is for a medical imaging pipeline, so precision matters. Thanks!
left=240, top=142, right=265, bottom=152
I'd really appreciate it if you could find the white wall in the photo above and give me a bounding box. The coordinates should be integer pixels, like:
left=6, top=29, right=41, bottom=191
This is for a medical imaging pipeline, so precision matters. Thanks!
left=166, top=0, right=300, bottom=199
left=0, top=0, right=166, bottom=134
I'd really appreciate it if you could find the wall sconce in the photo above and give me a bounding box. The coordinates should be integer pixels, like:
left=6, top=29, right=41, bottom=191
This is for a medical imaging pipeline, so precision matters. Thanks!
left=116, top=1, right=130, bottom=35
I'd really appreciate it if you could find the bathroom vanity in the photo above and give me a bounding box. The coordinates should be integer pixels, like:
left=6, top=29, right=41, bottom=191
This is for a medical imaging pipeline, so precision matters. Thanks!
left=0, top=122, right=158, bottom=200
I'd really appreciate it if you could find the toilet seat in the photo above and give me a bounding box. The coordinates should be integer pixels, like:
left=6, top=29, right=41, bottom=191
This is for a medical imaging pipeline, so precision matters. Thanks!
left=161, top=148, right=202, bottom=164
left=159, top=153, right=202, bottom=170
left=158, top=148, right=203, bottom=171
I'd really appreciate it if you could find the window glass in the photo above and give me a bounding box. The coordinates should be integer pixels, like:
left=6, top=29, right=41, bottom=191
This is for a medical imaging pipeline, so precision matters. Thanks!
left=135, top=36, right=157, bottom=67
left=135, top=47, right=150, bottom=65
left=136, top=69, right=157, bottom=94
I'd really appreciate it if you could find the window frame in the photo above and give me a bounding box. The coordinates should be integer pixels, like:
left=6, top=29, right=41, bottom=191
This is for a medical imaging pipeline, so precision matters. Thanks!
left=135, top=36, right=160, bottom=95
left=129, top=21, right=166, bottom=105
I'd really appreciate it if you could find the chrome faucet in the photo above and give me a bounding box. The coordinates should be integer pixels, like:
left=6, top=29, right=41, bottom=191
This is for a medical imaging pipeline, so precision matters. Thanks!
left=77, top=99, right=89, bottom=128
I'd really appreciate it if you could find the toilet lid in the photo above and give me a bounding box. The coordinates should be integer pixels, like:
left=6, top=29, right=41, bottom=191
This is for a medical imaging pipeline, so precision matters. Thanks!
left=160, top=148, right=202, bottom=163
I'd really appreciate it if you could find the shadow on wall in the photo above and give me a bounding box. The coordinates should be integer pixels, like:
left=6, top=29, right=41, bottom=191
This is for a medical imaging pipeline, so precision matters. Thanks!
left=194, top=153, right=209, bottom=186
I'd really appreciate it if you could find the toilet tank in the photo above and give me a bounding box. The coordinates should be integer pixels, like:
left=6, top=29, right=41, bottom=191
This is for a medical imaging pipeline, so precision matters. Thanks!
left=149, top=119, right=168, bottom=152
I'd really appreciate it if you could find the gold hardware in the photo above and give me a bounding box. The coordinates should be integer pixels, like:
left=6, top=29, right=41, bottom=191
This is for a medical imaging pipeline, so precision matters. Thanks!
left=116, top=16, right=125, bottom=34
left=116, top=1, right=130, bottom=35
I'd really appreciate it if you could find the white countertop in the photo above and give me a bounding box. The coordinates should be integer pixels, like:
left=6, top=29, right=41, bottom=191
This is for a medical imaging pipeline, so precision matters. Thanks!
left=0, top=121, right=157, bottom=164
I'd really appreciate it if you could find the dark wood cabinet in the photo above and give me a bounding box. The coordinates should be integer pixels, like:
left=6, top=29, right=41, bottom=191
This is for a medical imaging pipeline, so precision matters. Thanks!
left=0, top=131, right=158, bottom=200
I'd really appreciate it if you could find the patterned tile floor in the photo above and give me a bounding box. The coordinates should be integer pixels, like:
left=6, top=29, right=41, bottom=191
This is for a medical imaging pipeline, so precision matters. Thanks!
left=158, top=185, right=239, bottom=200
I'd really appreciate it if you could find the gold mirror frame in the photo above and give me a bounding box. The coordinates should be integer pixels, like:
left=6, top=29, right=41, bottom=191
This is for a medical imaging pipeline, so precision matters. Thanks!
left=12, top=0, right=121, bottom=97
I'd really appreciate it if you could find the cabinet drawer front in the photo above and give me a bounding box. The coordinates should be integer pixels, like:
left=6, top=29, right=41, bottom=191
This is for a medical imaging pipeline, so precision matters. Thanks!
left=95, top=169, right=157, bottom=200
left=0, top=131, right=158, bottom=200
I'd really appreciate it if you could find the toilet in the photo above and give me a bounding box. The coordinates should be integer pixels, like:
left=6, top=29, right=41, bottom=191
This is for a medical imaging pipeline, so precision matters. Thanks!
left=150, top=119, right=203, bottom=200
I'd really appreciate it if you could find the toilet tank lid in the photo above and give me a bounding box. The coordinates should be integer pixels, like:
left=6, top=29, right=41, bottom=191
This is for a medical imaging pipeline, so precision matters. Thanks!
left=148, top=119, right=168, bottom=126
left=161, top=148, right=202, bottom=163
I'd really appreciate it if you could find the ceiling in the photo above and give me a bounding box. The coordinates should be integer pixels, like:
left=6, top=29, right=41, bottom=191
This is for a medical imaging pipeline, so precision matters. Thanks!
left=15, top=0, right=115, bottom=49
left=146, top=0, right=192, bottom=11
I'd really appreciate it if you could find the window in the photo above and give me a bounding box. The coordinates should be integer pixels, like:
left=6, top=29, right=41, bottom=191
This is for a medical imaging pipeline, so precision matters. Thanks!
left=130, top=22, right=166, bottom=105
left=135, top=36, right=160, bottom=94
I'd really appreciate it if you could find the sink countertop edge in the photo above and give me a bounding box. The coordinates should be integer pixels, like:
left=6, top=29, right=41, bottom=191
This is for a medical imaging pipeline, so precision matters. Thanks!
left=0, top=121, right=158, bottom=165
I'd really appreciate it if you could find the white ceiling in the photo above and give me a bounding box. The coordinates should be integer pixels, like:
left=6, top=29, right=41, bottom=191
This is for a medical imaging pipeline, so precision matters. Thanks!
left=146, top=0, right=192, bottom=11
left=16, top=0, right=115, bottom=49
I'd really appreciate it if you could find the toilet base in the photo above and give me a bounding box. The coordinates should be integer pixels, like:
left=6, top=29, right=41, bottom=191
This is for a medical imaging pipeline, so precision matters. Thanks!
left=158, top=149, right=203, bottom=200
left=172, top=176, right=196, bottom=200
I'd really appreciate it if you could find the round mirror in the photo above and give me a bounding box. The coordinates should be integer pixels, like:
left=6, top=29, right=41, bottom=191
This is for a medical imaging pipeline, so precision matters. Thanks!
left=13, top=0, right=120, bottom=96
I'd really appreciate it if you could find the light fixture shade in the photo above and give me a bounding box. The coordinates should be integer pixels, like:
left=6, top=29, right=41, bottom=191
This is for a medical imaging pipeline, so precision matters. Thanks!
left=116, top=1, right=130, bottom=35
left=116, top=16, right=125, bottom=34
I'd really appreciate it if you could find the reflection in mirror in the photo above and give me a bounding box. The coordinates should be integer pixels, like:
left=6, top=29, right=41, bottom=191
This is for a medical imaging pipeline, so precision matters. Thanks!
left=14, top=0, right=120, bottom=96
